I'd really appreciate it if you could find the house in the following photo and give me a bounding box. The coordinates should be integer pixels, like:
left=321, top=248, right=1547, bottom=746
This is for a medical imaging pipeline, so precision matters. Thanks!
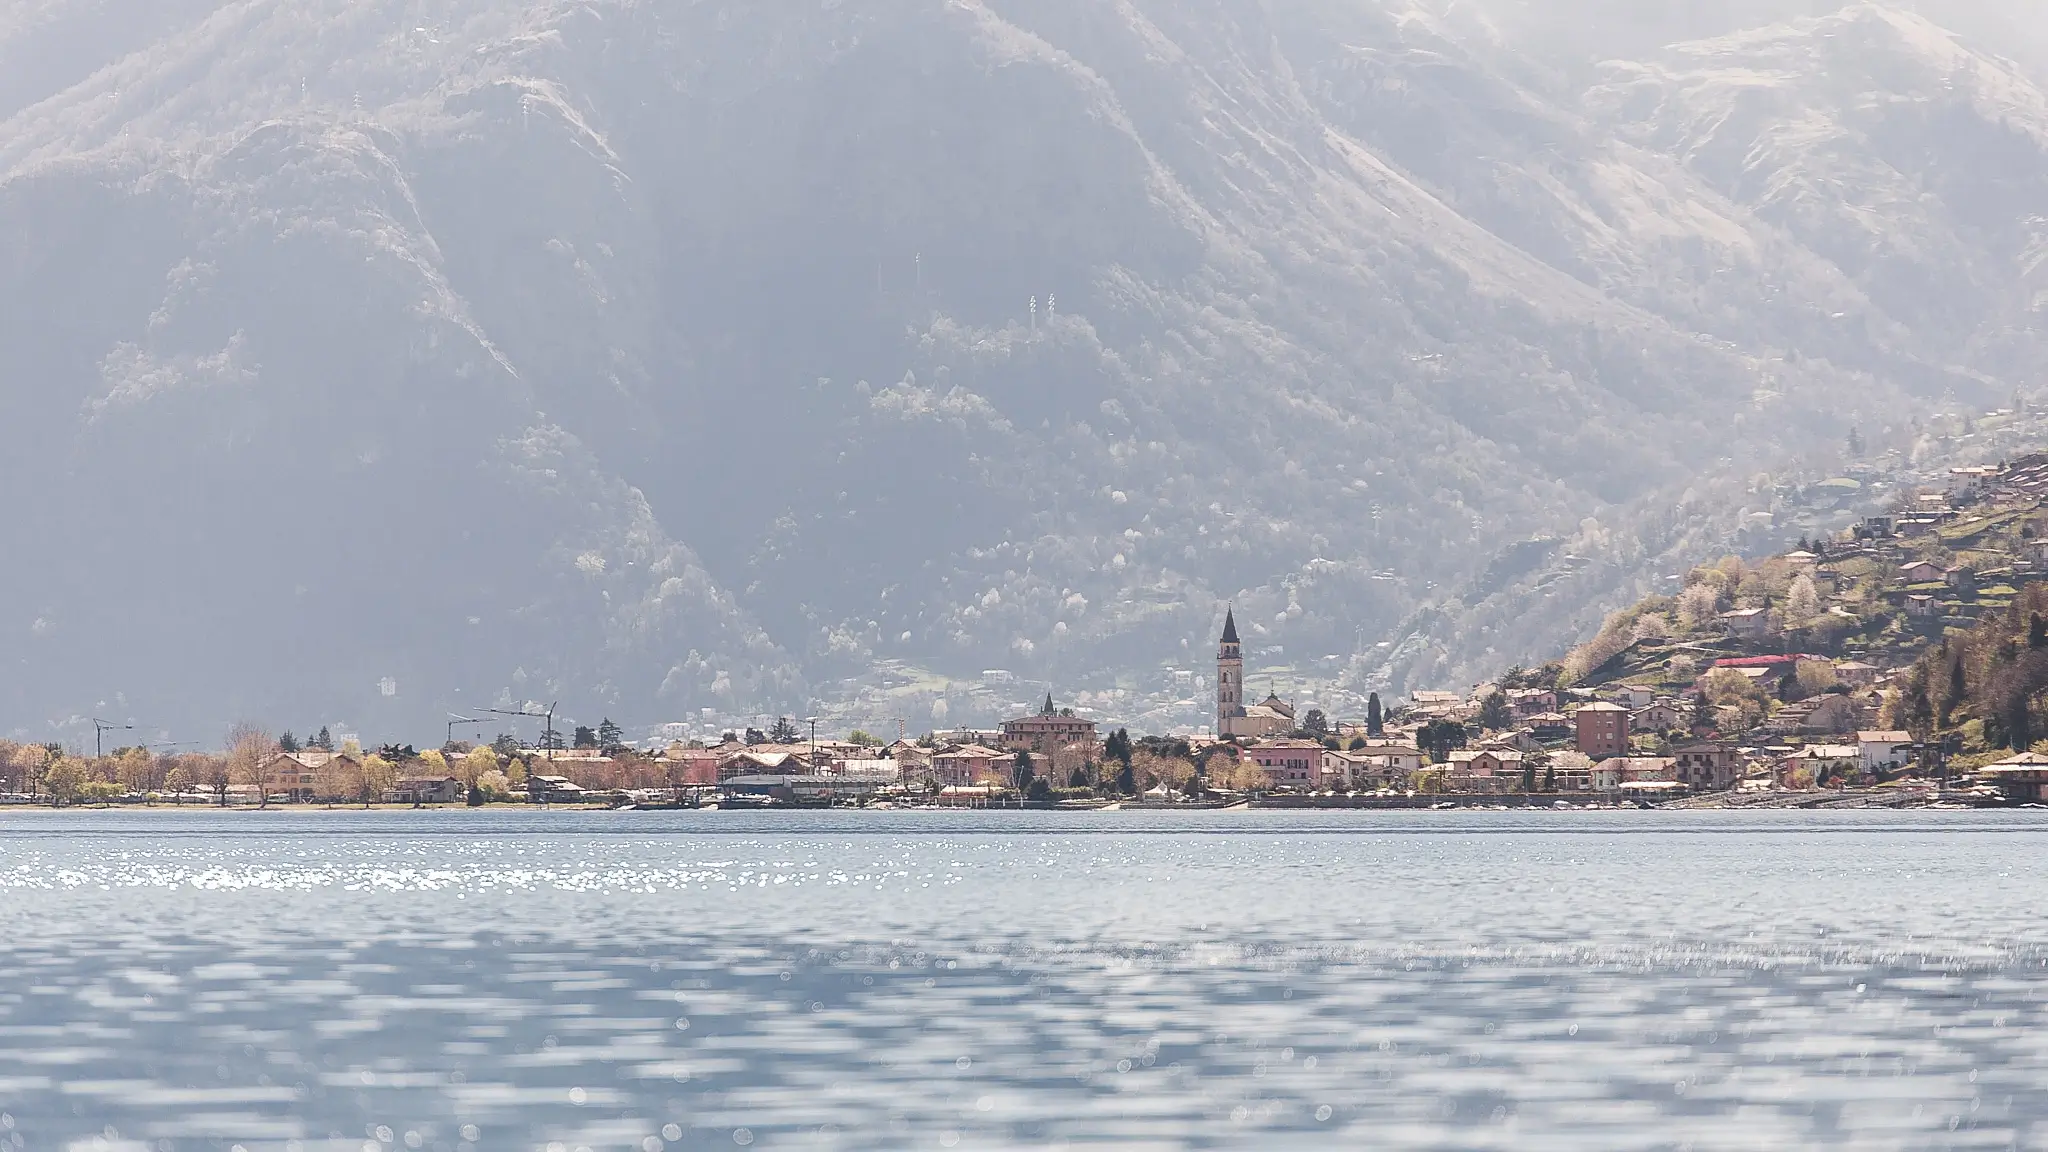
left=929, top=744, right=1004, bottom=787
left=1977, top=752, right=2048, bottom=802
left=1445, top=750, right=1527, bottom=792
left=1670, top=743, right=1742, bottom=792
left=1409, top=690, right=1465, bottom=718
left=1323, top=748, right=1409, bottom=791
left=1793, top=693, right=1858, bottom=735
left=1834, top=661, right=1881, bottom=687
left=1508, top=688, right=1558, bottom=717
left=1631, top=700, right=1687, bottom=734
left=1000, top=696, right=1099, bottom=754
left=1944, top=566, right=1978, bottom=594
left=1613, top=685, right=1657, bottom=710
left=1574, top=702, right=1630, bottom=759
left=261, top=750, right=344, bottom=802
left=1249, top=739, right=1329, bottom=789
left=1526, top=712, right=1573, bottom=741
left=389, top=776, right=465, bottom=804
left=719, top=750, right=804, bottom=780
left=1857, top=731, right=1914, bottom=776
left=1480, top=729, right=1542, bottom=754
left=1591, top=757, right=1675, bottom=790
left=528, top=774, right=587, bottom=801
left=1899, top=560, right=1944, bottom=584
left=1777, top=745, right=1861, bottom=788
left=1905, top=594, right=1942, bottom=619
left=1718, top=608, right=1772, bottom=639
left=1344, top=741, right=1425, bottom=776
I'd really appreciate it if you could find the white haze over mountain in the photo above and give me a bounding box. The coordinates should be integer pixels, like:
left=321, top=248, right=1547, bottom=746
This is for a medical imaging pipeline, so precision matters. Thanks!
left=2, top=0, right=2045, bottom=742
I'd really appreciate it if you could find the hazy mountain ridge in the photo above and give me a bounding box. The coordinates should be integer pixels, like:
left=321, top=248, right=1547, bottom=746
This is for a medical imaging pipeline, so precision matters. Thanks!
left=0, top=0, right=2037, bottom=741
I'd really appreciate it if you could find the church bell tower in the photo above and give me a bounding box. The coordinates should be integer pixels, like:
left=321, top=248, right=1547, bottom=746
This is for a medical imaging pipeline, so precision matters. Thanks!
left=1217, top=607, right=1244, bottom=737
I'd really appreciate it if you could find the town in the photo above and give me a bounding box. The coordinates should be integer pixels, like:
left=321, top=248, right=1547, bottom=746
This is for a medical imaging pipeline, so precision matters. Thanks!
left=18, top=450, right=2048, bottom=811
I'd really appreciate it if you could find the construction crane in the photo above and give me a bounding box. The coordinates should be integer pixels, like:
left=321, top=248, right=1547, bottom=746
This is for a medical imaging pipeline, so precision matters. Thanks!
left=445, top=713, right=490, bottom=749
left=483, top=703, right=558, bottom=762
left=90, top=718, right=134, bottom=760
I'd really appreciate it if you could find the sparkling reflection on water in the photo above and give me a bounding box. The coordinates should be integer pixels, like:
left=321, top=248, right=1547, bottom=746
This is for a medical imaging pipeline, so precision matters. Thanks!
left=0, top=809, right=2043, bottom=1150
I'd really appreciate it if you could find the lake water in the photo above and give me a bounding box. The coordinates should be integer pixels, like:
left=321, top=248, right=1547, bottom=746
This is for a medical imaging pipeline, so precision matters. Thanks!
left=0, top=809, right=2044, bottom=1151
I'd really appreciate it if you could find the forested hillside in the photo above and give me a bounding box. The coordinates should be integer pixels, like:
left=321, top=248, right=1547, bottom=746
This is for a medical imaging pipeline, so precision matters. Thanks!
left=2, top=0, right=2046, bottom=741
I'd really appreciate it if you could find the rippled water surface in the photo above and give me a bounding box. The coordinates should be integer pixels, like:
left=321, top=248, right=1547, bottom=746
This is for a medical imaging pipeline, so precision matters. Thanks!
left=2, top=808, right=2045, bottom=1150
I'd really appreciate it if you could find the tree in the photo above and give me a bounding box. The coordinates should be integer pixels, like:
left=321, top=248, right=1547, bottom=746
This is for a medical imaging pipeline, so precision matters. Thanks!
left=1786, top=574, right=1821, bottom=624
left=1942, top=646, right=1967, bottom=727
left=1299, top=709, right=1329, bottom=738
left=744, top=727, right=769, bottom=746
left=2029, top=614, right=2047, bottom=651
left=847, top=729, right=881, bottom=747
left=477, top=769, right=511, bottom=800
left=226, top=725, right=273, bottom=807
left=115, top=748, right=154, bottom=798
left=360, top=754, right=397, bottom=807
left=1011, top=748, right=1035, bottom=794
left=42, top=758, right=85, bottom=806
left=310, top=726, right=334, bottom=752
left=769, top=717, right=803, bottom=745
left=163, top=762, right=194, bottom=805
left=1847, top=425, right=1865, bottom=458
left=461, top=746, right=498, bottom=789
left=573, top=725, right=599, bottom=750
left=1794, top=660, right=1840, bottom=698
left=315, top=756, right=362, bottom=807
left=1366, top=693, right=1384, bottom=738
left=597, top=718, right=626, bottom=752
left=1477, top=690, right=1512, bottom=731
left=1103, top=728, right=1133, bottom=767
left=201, top=756, right=231, bottom=806
left=492, top=733, right=521, bottom=758
left=278, top=731, right=299, bottom=753
left=1417, top=719, right=1467, bottom=763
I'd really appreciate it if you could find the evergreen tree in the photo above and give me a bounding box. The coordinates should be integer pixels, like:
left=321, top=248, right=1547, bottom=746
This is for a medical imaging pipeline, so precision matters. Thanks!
left=1366, top=693, right=1384, bottom=738
left=1104, top=728, right=1133, bottom=767
left=2029, top=614, right=2047, bottom=650
left=573, top=725, right=598, bottom=749
left=769, top=716, right=803, bottom=744
left=597, top=718, right=626, bottom=751
left=1012, top=748, right=1035, bottom=793
left=311, top=726, right=334, bottom=751
left=1942, top=646, right=1967, bottom=726
left=278, top=731, right=299, bottom=753
left=1477, top=690, right=1512, bottom=731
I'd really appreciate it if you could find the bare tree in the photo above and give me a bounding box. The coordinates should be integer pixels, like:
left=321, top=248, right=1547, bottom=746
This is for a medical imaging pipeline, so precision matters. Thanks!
left=225, top=723, right=275, bottom=808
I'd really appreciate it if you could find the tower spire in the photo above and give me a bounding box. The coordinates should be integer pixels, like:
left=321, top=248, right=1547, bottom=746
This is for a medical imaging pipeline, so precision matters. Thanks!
left=1221, top=606, right=1239, bottom=645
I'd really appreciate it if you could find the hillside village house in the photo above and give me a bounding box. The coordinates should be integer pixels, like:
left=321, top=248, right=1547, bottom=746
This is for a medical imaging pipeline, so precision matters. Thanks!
left=1718, top=608, right=1772, bottom=639
left=1899, top=560, right=1944, bottom=583
left=1000, top=696, right=1098, bottom=754
left=1614, top=685, right=1657, bottom=710
left=1575, top=702, right=1630, bottom=759
left=1508, top=688, right=1557, bottom=717
left=1630, top=700, right=1687, bottom=733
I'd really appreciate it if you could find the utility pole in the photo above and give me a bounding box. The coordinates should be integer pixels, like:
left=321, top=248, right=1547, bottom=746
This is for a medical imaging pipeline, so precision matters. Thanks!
left=91, top=718, right=133, bottom=760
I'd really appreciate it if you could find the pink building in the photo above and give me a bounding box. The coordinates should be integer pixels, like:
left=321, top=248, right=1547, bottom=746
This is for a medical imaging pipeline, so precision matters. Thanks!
left=1248, top=739, right=1326, bottom=788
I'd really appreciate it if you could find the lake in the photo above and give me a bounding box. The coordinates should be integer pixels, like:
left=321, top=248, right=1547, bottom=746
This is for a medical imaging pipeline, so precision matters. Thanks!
left=0, top=808, right=2042, bottom=1150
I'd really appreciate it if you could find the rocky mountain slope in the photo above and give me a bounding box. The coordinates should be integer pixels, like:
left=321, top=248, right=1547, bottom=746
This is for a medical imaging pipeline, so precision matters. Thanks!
left=0, top=0, right=2043, bottom=742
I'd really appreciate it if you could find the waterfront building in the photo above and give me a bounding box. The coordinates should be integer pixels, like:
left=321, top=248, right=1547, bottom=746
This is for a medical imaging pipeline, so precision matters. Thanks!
left=1001, top=695, right=1098, bottom=754
left=1574, top=702, right=1630, bottom=759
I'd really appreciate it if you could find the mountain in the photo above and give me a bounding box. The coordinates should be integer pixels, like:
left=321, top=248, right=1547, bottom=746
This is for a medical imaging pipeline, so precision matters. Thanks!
left=0, top=0, right=2042, bottom=744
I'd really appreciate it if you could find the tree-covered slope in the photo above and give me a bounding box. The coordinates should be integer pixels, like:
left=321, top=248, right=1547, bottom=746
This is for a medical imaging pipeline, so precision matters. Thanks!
left=0, top=0, right=2040, bottom=740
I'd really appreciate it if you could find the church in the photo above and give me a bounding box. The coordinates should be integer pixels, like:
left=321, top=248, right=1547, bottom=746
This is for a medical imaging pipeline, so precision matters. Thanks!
left=1214, top=608, right=1298, bottom=740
